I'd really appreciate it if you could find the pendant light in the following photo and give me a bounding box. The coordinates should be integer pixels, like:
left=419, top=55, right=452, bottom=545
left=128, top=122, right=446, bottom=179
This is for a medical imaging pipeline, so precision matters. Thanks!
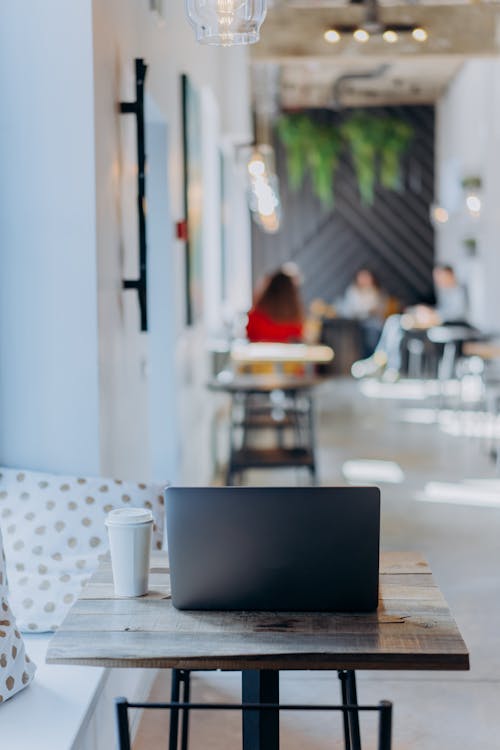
left=185, top=0, right=267, bottom=46
left=246, top=146, right=281, bottom=234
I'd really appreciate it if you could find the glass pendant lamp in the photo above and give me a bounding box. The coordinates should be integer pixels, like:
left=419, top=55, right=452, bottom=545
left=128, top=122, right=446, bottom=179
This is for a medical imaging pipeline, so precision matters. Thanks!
left=186, top=0, right=267, bottom=46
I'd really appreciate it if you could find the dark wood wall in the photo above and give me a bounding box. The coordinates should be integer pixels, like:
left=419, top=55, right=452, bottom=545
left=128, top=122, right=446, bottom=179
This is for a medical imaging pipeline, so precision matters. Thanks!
left=252, top=106, right=435, bottom=308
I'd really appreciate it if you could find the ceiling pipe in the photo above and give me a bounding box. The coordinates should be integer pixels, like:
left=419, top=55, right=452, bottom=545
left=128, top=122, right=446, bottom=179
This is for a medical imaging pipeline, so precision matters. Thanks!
left=331, top=64, right=390, bottom=109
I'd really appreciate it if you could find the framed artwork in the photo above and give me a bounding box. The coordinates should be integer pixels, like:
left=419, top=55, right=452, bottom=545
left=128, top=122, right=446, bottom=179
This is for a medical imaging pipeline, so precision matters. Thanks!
left=181, top=74, right=203, bottom=325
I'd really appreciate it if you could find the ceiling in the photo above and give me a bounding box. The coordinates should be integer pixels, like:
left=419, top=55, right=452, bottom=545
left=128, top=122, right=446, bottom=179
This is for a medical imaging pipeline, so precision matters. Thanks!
left=251, top=1, right=500, bottom=108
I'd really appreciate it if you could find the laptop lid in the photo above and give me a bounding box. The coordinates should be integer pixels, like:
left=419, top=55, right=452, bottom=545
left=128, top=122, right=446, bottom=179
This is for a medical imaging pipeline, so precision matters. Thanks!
left=166, top=486, right=380, bottom=612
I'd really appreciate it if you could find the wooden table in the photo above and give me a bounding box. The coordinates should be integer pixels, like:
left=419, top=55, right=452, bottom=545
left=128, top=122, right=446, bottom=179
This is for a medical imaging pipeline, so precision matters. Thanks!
left=47, top=551, right=469, bottom=749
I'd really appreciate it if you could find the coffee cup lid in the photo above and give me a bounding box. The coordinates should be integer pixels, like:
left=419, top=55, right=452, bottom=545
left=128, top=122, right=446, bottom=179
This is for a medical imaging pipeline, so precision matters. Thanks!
left=105, top=507, right=153, bottom=526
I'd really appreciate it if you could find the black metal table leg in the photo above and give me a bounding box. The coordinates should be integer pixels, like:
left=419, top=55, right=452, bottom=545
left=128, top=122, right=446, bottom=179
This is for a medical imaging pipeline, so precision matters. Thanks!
left=242, top=670, right=280, bottom=750
left=338, top=671, right=352, bottom=750
left=345, top=670, right=362, bottom=750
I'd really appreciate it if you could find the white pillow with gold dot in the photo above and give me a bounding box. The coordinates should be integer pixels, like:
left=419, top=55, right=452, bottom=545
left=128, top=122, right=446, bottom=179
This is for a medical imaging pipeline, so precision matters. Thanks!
left=0, top=468, right=166, bottom=632
left=0, top=527, right=36, bottom=702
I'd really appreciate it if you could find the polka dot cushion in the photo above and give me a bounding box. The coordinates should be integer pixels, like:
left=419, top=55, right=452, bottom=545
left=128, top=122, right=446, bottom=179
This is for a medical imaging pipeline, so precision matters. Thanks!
left=0, top=527, right=36, bottom=703
left=0, top=468, right=166, bottom=633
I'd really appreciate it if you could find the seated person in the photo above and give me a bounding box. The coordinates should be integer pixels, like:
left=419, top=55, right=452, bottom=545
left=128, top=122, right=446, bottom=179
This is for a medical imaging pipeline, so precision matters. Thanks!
left=352, top=264, right=469, bottom=379
left=246, top=265, right=305, bottom=343
left=337, top=268, right=388, bottom=357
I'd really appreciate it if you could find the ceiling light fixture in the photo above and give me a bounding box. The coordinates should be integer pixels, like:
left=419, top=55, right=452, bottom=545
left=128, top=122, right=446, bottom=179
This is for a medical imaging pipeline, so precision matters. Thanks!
left=382, top=29, right=398, bottom=44
left=353, top=28, right=370, bottom=43
left=185, top=0, right=267, bottom=46
left=412, top=27, right=428, bottom=42
left=324, top=0, right=429, bottom=48
left=324, top=29, right=341, bottom=44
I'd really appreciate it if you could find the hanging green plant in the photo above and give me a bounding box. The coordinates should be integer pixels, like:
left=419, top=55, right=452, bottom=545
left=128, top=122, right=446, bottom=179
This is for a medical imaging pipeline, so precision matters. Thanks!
left=340, top=113, right=381, bottom=206
left=379, top=119, right=414, bottom=191
left=277, top=115, right=342, bottom=207
left=306, top=122, right=342, bottom=207
left=276, top=115, right=310, bottom=191
left=277, top=111, right=414, bottom=208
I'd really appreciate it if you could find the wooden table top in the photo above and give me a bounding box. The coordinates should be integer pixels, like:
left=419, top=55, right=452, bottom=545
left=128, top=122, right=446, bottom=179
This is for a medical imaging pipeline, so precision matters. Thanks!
left=46, top=551, right=469, bottom=672
left=230, top=343, right=334, bottom=365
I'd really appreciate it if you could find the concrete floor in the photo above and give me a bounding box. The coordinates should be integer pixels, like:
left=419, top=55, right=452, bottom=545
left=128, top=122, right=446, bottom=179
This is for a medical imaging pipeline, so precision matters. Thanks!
left=135, top=377, right=500, bottom=749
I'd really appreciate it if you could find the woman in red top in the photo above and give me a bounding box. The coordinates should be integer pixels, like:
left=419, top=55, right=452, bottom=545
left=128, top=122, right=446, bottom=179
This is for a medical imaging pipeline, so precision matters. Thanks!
left=246, top=267, right=305, bottom=343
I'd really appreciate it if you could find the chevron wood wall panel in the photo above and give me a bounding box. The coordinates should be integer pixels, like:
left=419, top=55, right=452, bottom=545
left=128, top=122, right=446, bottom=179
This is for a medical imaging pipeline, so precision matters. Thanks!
left=251, top=106, right=435, bottom=309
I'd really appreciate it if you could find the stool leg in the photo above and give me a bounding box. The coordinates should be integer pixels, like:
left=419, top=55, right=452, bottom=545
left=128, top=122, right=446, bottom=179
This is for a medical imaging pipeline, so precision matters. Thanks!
left=115, top=698, right=132, bottom=750
left=180, top=670, right=191, bottom=750
left=338, top=671, right=351, bottom=750
left=169, top=668, right=181, bottom=750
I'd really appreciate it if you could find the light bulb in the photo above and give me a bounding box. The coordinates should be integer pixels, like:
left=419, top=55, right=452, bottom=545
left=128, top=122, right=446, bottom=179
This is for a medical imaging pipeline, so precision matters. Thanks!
left=248, top=156, right=266, bottom=177
left=430, top=205, right=449, bottom=225
left=466, top=194, right=481, bottom=216
left=324, top=29, right=341, bottom=44
left=185, top=0, right=267, bottom=46
left=412, top=27, right=428, bottom=42
left=353, top=28, right=370, bottom=43
left=382, top=29, right=398, bottom=44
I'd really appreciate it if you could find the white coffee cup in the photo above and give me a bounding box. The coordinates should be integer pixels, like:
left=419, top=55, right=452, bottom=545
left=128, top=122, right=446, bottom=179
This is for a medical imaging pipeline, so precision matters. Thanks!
left=105, top=507, right=153, bottom=597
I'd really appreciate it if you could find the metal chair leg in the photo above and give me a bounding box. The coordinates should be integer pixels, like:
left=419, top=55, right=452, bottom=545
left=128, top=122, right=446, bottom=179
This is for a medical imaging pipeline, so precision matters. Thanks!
left=115, top=697, right=132, bottom=750
left=379, top=700, right=393, bottom=750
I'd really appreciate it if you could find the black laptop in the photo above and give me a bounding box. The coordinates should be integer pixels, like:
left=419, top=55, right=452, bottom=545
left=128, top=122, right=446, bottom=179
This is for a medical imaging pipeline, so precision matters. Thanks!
left=165, top=486, right=380, bottom=612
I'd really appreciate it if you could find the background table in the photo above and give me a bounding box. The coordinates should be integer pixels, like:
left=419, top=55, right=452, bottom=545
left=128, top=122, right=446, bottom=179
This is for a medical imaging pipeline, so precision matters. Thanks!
left=208, top=373, right=327, bottom=484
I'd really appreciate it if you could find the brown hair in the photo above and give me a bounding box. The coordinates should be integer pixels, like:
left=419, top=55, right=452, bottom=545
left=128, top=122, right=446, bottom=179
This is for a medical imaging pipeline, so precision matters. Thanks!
left=254, top=269, right=305, bottom=323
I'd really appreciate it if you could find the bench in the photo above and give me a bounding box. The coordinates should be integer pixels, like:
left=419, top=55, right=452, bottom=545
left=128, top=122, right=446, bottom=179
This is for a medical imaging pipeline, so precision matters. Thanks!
left=2, top=634, right=158, bottom=750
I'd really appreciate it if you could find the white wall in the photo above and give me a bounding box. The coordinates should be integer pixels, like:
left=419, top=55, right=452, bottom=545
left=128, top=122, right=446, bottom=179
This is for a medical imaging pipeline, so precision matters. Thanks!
left=0, top=1, right=100, bottom=475
left=91, top=0, right=252, bottom=484
left=0, top=0, right=253, bottom=483
left=436, top=59, right=500, bottom=330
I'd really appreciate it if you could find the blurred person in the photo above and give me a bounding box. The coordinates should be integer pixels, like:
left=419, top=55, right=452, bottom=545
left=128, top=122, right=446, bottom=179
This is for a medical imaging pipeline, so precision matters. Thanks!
left=246, top=266, right=305, bottom=343
left=338, top=268, right=387, bottom=321
left=338, top=268, right=388, bottom=356
left=351, top=264, right=469, bottom=379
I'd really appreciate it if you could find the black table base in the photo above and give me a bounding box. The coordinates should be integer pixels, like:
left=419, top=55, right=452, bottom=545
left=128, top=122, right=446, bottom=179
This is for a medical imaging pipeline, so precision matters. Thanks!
left=169, top=668, right=363, bottom=750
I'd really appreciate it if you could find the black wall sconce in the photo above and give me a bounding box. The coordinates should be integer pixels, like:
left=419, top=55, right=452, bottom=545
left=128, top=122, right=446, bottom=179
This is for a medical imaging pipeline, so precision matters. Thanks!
left=120, top=58, right=148, bottom=332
